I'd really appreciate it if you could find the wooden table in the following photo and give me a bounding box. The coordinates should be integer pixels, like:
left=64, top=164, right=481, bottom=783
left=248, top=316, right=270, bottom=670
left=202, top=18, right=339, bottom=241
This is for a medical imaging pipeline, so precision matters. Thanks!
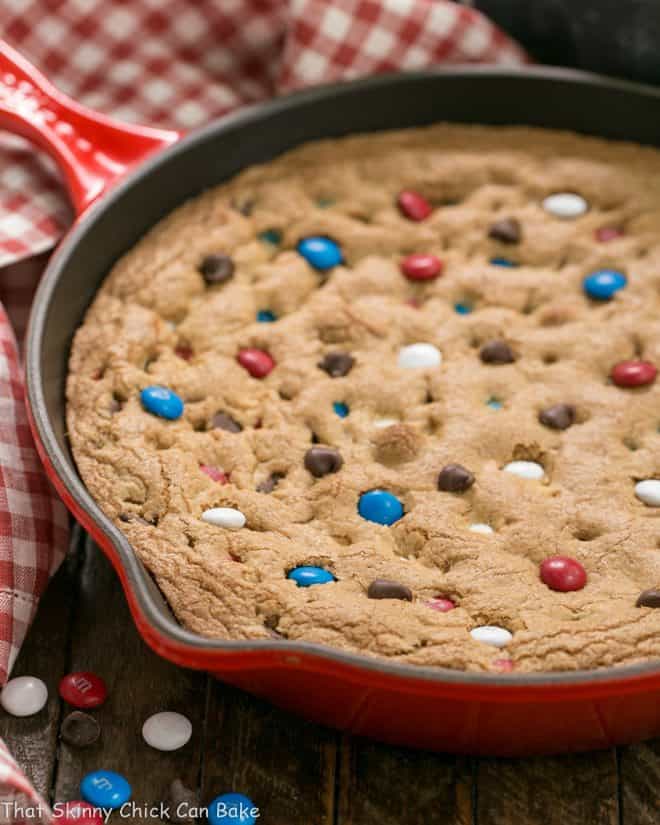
left=1, top=527, right=658, bottom=825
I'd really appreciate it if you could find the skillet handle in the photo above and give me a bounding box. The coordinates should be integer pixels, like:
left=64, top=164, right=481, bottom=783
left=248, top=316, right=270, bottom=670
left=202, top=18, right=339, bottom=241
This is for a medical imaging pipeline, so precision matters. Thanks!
left=0, top=40, right=181, bottom=216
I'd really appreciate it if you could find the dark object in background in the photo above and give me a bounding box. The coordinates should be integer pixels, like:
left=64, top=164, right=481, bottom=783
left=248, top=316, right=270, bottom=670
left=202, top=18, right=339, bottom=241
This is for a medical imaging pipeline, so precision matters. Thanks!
left=474, top=0, right=660, bottom=84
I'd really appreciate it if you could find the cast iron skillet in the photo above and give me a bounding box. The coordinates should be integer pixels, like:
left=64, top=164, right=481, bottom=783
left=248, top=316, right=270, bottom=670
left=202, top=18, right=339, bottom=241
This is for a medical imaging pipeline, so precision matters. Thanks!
left=3, top=41, right=660, bottom=755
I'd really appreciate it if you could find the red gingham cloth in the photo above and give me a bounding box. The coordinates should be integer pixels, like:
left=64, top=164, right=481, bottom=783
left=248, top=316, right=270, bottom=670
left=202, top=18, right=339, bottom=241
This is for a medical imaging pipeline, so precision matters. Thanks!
left=0, top=1, right=526, bottom=819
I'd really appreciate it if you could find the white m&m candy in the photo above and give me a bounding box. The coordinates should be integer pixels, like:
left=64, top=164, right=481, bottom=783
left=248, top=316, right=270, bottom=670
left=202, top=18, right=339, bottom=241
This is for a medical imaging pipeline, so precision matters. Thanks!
left=635, top=480, right=660, bottom=507
left=201, top=507, right=246, bottom=529
left=469, top=523, right=494, bottom=535
left=142, top=711, right=192, bottom=751
left=503, top=461, right=545, bottom=481
left=542, top=192, right=588, bottom=219
left=1, top=676, right=48, bottom=717
left=397, top=343, right=442, bottom=369
left=470, top=626, right=513, bottom=648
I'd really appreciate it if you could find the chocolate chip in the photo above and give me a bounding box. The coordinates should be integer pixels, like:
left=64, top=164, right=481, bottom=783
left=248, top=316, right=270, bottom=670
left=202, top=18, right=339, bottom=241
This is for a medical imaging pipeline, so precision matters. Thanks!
left=437, top=463, right=475, bottom=492
left=636, top=588, right=660, bottom=608
left=199, top=254, right=234, bottom=285
left=164, top=779, right=200, bottom=824
left=480, top=340, right=516, bottom=365
left=367, top=579, right=413, bottom=601
left=257, top=472, right=284, bottom=493
left=539, top=403, right=575, bottom=431
left=304, top=446, right=343, bottom=478
left=318, top=351, right=354, bottom=377
left=489, top=217, right=521, bottom=244
left=210, top=411, right=242, bottom=433
left=61, top=711, right=100, bottom=747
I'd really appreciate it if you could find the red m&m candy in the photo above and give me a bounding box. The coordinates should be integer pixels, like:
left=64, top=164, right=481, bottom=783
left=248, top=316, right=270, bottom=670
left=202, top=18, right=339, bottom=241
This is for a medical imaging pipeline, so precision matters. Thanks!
left=427, top=597, right=455, bottom=613
left=540, top=556, right=587, bottom=592
left=595, top=226, right=623, bottom=242
left=611, top=360, right=657, bottom=388
left=397, top=190, right=433, bottom=222
left=59, top=672, right=108, bottom=709
left=237, top=348, right=275, bottom=378
left=401, top=253, right=443, bottom=281
left=200, top=465, right=228, bottom=484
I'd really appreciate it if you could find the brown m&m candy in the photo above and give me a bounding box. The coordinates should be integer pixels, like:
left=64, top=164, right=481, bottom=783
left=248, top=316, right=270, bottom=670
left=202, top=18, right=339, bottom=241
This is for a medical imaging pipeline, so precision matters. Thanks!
left=318, top=351, right=354, bottom=377
left=480, top=340, right=516, bottom=365
left=437, top=463, right=475, bottom=493
left=304, top=446, right=343, bottom=477
left=367, top=579, right=413, bottom=601
left=636, top=589, right=660, bottom=608
left=199, top=254, right=234, bottom=285
left=539, top=404, right=575, bottom=430
left=488, top=217, right=521, bottom=244
left=61, top=711, right=101, bottom=748
left=210, top=411, right=242, bottom=432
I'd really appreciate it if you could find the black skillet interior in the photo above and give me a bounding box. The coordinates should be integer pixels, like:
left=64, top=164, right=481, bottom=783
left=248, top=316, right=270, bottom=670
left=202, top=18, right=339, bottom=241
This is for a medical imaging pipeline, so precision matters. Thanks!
left=27, top=67, right=660, bottom=678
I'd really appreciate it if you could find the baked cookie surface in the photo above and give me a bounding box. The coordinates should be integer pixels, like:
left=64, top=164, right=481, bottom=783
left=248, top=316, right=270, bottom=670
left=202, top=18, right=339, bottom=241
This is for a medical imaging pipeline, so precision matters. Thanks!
left=67, top=124, right=660, bottom=673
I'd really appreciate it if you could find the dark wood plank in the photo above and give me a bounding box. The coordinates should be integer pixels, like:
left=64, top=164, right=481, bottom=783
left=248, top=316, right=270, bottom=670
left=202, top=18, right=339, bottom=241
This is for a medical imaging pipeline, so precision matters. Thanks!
left=619, top=739, right=660, bottom=825
left=53, top=539, right=208, bottom=823
left=337, top=736, right=473, bottom=825
left=202, top=680, right=338, bottom=825
left=476, top=750, right=619, bottom=825
left=0, top=527, right=80, bottom=798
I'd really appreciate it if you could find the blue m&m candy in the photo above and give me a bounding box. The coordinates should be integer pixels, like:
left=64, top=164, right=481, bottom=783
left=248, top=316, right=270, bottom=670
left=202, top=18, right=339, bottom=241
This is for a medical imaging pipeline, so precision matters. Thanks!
left=454, top=301, right=472, bottom=315
left=583, top=269, right=627, bottom=300
left=256, top=309, right=276, bottom=322
left=140, top=386, right=184, bottom=420
left=333, top=401, right=349, bottom=418
left=490, top=257, right=518, bottom=268
left=358, top=490, right=404, bottom=525
left=208, top=793, right=258, bottom=825
left=297, top=236, right=343, bottom=270
left=81, top=770, right=131, bottom=809
left=288, top=566, right=335, bottom=587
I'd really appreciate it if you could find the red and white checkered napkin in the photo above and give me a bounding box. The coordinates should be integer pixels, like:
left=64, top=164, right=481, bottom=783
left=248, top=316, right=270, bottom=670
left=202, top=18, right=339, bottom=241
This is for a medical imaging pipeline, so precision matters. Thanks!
left=0, top=0, right=525, bottom=819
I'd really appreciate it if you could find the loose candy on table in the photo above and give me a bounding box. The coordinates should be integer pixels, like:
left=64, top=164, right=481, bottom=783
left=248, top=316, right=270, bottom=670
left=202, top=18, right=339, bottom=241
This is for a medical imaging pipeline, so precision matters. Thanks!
left=367, top=579, right=413, bottom=601
left=208, top=793, right=258, bottom=825
left=61, top=711, right=101, bottom=748
left=400, top=253, right=443, bottom=281
left=236, top=348, right=275, bottom=378
left=437, top=463, right=475, bottom=493
left=634, top=480, right=660, bottom=507
left=538, top=403, right=575, bottom=430
left=318, top=351, right=354, bottom=377
left=53, top=801, right=105, bottom=825
left=488, top=217, right=521, bottom=244
left=287, top=566, right=335, bottom=587
left=1, top=676, right=48, bottom=717
left=470, top=626, right=513, bottom=648
left=583, top=269, right=627, bottom=300
left=142, top=711, right=193, bottom=751
left=201, top=508, right=246, bottom=529
left=59, top=672, right=108, bottom=709
left=358, top=490, right=404, bottom=525
left=636, top=589, right=660, bottom=608
left=540, top=556, right=587, bottom=592
left=397, top=190, right=433, bottom=221
left=304, top=446, right=343, bottom=477
left=297, top=236, right=343, bottom=270
left=141, top=386, right=184, bottom=420
left=611, top=360, right=657, bottom=388
left=503, top=461, right=545, bottom=480
left=80, top=770, right=131, bottom=810
left=199, top=254, right=234, bottom=285
left=542, top=192, right=588, bottom=219
left=397, top=343, right=442, bottom=369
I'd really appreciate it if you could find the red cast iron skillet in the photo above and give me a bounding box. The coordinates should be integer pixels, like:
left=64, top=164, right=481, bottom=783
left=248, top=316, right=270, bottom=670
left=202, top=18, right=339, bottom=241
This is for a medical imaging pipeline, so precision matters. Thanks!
left=2, top=41, right=660, bottom=756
